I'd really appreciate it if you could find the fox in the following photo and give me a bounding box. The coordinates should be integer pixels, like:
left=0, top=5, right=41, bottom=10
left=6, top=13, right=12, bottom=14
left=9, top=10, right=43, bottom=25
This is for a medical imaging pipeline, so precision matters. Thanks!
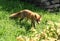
left=9, top=9, right=41, bottom=27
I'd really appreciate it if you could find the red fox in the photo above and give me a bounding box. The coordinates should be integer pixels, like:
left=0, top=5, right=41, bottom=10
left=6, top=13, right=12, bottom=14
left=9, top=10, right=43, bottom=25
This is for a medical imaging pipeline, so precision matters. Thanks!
left=9, top=9, right=41, bottom=27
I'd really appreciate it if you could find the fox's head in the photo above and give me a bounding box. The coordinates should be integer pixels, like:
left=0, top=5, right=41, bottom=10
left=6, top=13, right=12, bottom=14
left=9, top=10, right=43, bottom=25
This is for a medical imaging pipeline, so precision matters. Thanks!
left=35, top=14, right=41, bottom=24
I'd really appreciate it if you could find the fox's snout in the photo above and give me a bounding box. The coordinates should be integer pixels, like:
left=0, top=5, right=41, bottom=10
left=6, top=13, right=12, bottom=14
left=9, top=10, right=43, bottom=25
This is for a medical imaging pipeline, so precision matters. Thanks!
left=37, top=16, right=42, bottom=24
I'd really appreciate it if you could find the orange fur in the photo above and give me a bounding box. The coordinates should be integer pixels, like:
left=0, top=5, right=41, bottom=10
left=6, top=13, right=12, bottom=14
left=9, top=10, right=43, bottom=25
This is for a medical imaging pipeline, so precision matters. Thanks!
left=10, top=9, right=41, bottom=27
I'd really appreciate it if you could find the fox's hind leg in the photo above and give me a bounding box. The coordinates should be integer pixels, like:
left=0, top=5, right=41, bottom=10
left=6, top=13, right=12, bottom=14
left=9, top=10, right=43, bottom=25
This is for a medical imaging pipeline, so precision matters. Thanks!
left=19, top=18, right=24, bottom=23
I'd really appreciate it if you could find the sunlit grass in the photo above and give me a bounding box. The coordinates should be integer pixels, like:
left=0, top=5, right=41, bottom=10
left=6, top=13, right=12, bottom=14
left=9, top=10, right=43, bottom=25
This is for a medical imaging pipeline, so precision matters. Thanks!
left=0, top=0, right=60, bottom=41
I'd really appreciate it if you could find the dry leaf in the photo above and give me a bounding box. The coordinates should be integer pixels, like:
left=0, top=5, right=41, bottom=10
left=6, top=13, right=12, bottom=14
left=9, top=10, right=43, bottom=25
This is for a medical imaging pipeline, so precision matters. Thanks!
left=16, top=36, right=25, bottom=41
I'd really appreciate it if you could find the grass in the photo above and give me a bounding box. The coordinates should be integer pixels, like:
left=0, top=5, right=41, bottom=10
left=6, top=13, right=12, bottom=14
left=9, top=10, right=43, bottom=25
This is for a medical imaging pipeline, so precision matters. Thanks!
left=0, top=0, right=60, bottom=41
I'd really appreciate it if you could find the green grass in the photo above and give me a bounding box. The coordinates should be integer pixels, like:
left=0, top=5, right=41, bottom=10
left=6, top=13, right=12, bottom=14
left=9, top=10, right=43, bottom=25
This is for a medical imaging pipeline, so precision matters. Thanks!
left=0, top=0, right=60, bottom=41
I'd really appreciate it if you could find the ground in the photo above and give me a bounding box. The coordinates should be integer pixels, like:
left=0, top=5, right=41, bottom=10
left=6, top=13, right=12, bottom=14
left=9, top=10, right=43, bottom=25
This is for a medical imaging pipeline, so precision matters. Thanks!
left=0, top=0, right=60, bottom=41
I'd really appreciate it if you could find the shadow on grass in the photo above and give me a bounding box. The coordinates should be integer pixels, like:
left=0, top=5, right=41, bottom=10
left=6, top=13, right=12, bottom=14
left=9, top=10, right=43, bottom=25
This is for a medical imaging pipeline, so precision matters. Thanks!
left=14, top=19, right=31, bottom=31
left=20, top=22, right=31, bottom=31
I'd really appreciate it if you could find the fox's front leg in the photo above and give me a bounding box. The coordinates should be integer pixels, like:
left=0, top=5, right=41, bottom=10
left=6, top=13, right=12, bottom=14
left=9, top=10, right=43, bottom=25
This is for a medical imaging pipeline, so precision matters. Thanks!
left=31, top=20, right=35, bottom=28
